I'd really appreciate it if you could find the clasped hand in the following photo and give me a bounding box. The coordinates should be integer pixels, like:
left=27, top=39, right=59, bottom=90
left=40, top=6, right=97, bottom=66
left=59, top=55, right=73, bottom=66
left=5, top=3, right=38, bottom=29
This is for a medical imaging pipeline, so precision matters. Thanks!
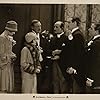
left=66, top=67, right=77, bottom=74
left=52, top=49, right=62, bottom=56
left=86, top=78, right=94, bottom=87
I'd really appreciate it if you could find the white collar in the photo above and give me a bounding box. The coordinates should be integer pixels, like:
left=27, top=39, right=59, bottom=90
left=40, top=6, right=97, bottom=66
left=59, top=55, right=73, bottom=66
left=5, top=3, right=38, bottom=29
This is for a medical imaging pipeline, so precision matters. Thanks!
left=88, top=34, right=100, bottom=46
left=32, top=30, right=40, bottom=46
left=32, top=30, right=40, bottom=37
left=93, top=34, right=100, bottom=40
left=32, top=30, right=36, bottom=34
left=57, top=32, right=64, bottom=38
left=71, top=27, right=79, bottom=34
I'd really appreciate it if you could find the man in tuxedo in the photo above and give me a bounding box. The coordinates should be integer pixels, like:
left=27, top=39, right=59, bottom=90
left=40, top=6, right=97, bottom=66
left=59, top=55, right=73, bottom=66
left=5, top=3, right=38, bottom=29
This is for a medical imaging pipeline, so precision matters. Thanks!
left=30, top=20, right=43, bottom=93
left=50, top=21, right=70, bottom=93
left=61, top=17, right=86, bottom=93
left=31, top=20, right=53, bottom=93
left=39, top=30, right=53, bottom=93
left=86, top=23, right=100, bottom=93
left=31, top=20, right=42, bottom=49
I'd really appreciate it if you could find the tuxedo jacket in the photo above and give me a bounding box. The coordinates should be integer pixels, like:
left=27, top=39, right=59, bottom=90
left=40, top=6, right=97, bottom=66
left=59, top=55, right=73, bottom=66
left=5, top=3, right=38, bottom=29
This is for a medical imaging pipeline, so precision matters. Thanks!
left=50, top=33, right=68, bottom=52
left=50, top=33, right=73, bottom=84
left=50, top=33, right=69, bottom=66
left=60, top=29, right=86, bottom=87
left=40, top=34, right=51, bottom=57
left=86, top=36, right=100, bottom=87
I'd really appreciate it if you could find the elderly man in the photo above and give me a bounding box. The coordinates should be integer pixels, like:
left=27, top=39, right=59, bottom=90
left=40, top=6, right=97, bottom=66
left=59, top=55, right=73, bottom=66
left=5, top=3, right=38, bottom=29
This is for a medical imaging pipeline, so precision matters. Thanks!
left=0, top=20, right=18, bottom=93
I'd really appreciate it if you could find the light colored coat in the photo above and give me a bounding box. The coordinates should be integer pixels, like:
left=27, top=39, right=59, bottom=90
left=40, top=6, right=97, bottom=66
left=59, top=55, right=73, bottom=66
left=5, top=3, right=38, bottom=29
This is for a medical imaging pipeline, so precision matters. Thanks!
left=20, top=46, right=37, bottom=93
left=0, top=32, right=15, bottom=92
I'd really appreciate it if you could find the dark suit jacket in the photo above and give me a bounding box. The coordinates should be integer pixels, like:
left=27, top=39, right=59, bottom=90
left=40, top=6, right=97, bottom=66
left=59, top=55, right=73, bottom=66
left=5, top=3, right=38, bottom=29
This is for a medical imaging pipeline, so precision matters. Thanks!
left=60, top=29, right=86, bottom=88
left=50, top=33, right=68, bottom=51
left=50, top=33, right=69, bottom=71
left=50, top=33, right=73, bottom=88
left=37, top=34, right=53, bottom=93
left=86, top=36, right=100, bottom=87
left=40, top=34, right=51, bottom=60
left=50, top=33, right=74, bottom=92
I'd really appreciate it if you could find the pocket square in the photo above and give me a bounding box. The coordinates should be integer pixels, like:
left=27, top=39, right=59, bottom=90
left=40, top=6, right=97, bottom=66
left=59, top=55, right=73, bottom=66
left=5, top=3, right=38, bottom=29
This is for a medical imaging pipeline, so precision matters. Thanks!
left=62, top=43, right=65, bottom=46
left=68, top=34, right=73, bottom=40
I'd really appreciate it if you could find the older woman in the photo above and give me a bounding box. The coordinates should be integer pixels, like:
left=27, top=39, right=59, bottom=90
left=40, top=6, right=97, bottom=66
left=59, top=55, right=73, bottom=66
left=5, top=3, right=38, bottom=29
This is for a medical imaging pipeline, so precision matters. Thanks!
left=0, top=20, right=18, bottom=93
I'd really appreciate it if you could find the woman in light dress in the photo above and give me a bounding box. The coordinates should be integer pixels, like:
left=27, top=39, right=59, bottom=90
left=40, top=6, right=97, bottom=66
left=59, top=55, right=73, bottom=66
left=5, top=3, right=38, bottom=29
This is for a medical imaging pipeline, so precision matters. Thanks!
left=0, top=20, right=18, bottom=93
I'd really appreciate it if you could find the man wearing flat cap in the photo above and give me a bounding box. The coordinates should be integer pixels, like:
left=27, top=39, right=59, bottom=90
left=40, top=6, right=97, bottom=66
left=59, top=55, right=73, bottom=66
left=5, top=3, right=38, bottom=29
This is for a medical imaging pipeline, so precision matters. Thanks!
left=86, top=22, right=100, bottom=93
left=0, top=20, right=18, bottom=93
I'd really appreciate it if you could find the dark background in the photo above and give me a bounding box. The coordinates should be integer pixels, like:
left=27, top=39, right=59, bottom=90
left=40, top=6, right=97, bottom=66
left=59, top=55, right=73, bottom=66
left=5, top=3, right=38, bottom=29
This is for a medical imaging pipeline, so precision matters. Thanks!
left=0, top=4, right=64, bottom=93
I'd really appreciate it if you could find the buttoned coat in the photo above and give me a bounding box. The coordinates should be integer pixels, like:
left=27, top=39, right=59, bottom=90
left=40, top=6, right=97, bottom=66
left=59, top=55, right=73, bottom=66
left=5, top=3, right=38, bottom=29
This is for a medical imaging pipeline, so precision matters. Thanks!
left=60, top=29, right=86, bottom=93
left=20, top=45, right=41, bottom=93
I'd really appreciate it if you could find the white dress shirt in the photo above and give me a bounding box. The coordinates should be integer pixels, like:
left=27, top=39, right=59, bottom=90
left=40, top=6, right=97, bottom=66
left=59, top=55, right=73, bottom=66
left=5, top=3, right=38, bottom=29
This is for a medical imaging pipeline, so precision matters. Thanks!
left=57, top=32, right=64, bottom=38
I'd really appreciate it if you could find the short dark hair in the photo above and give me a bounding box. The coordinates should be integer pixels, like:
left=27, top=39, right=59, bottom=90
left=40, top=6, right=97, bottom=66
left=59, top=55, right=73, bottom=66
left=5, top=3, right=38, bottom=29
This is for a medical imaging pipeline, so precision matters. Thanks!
left=60, top=22, right=64, bottom=29
left=54, top=21, right=64, bottom=31
left=72, top=17, right=81, bottom=26
left=31, top=20, right=40, bottom=27
left=95, top=23, right=100, bottom=34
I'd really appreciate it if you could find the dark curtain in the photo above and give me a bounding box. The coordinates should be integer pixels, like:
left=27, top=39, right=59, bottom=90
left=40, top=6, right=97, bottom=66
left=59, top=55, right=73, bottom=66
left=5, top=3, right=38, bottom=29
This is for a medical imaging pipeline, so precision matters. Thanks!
left=50, top=4, right=65, bottom=33
left=0, top=4, right=65, bottom=93
left=85, top=4, right=92, bottom=41
left=52, top=4, right=65, bottom=22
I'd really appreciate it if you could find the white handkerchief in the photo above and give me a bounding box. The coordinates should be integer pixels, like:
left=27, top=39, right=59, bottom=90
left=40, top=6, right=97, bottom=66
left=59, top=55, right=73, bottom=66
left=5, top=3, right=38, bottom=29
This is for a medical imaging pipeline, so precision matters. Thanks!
left=62, top=43, right=65, bottom=46
left=68, top=34, right=73, bottom=40
left=88, top=40, right=93, bottom=46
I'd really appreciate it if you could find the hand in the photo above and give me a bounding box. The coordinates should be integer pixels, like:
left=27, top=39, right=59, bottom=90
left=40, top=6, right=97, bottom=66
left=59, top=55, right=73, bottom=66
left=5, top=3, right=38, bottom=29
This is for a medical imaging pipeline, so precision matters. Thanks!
left=29, top=66, right=35, bottom=73
left=1, top=56, right=6, bottom=61
left=11, top=53, right=17, bottom=61
left=51, top=55, right=60, bottom=60
left=12, top=40, right=16, bottom=46
left=34, top=68, right=40, bottom=73
left=38, top=46, right=43, bottom=53
left=86, top=78, right=94, bottom=87
left=88, top=40, right=93, bottom=46
left=40, top=49, right=43, bottom=53
left=11, top=53, right=16, bottom=58
left=66, top=67, right=77, bottom=74
left=52, top=49, right=62, bottom=56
